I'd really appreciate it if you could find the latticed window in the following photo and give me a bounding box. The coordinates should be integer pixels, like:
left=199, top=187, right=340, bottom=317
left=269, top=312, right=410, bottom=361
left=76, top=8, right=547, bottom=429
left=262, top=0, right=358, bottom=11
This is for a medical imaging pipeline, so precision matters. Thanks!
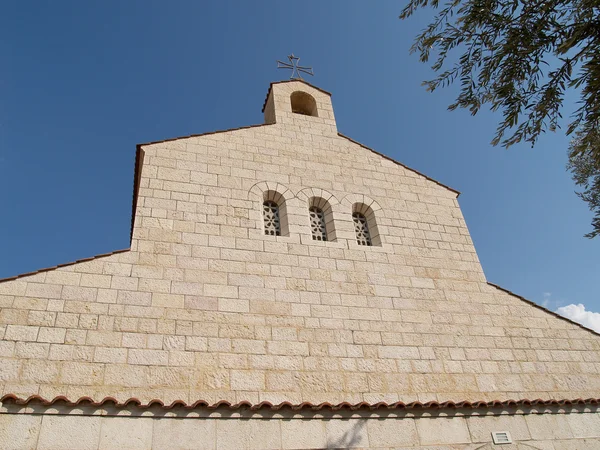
left=263, top=201, right=281, bottom=236
left=309, top=206, right=327, bottom=241
left=352, top=212, right=372, bottom=246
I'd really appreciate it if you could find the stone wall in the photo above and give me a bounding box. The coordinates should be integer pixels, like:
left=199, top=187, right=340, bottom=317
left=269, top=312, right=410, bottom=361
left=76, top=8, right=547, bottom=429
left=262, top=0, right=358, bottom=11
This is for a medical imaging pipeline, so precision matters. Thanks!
left=1, top=404, right=600, bottom=449
left=1, top=81, right=599, bottom=406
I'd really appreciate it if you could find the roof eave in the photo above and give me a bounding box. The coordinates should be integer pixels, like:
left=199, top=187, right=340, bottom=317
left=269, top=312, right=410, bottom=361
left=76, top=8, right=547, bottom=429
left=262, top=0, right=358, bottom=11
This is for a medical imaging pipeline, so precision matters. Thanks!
left=337, top=133, right=461, bottom=197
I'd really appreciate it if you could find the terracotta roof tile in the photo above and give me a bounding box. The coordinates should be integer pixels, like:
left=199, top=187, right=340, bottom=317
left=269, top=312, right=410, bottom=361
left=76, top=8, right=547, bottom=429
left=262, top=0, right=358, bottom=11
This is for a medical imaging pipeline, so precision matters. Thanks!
left=487, top=282, right=600, bottom=337
left=337, top=133, right=460, bottom=196
left=135, top=124, right=270, bottom=148
left=2, top=395, right=598, bottom=411
left=0, top=249, right=130, bottom=283
left=130, top=146, right=143, bottom=243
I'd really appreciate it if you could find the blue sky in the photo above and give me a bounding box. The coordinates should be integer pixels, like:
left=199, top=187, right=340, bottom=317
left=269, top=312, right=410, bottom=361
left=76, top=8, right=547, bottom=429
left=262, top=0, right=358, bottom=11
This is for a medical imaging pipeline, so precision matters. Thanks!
left=1, top=1, right=598, bottom=323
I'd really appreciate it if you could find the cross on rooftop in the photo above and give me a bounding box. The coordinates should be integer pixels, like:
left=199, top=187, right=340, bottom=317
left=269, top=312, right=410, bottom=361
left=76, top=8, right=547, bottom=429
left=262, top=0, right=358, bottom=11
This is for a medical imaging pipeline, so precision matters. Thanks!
left=276, top=54, right=314, bottom=80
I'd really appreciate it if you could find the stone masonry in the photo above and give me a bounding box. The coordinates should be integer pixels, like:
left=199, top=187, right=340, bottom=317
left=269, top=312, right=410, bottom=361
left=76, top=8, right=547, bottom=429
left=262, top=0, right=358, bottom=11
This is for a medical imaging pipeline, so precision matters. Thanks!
left=3, top=403, right=600, bottom=449
left=1, top=80, right=600, bottom=409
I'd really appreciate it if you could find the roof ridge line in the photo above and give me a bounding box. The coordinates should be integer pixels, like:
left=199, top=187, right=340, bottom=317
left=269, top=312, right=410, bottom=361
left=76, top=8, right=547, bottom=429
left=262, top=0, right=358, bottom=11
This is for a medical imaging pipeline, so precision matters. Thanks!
left=136, top=123, right=272, bottom=148
left=337, top=133, right=461, bottom=196
left=0, top=248, right=130, bottom=284
left=487, top=281, right=600, bottom=337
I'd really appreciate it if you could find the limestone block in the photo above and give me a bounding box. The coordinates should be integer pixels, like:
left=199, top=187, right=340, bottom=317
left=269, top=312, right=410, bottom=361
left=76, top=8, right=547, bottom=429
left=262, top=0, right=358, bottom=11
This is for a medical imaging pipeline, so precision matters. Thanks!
left=208, top=338, right=231, bottom=353
left=0, top=281, right=27, bottom=296
left=266, top=371, right=299, bottom=391
left=0, top=414, right=42, bottom=450
left=103, top=262, right=132, bottom=276
left=553, top=438, right=600, bottom=450
left=366, top=417, right=418, bottom=447
left=324, top=418, right=370, bottom=448
left=230, top=370, right=265, bottom=390
left=117, top=290, right=152, bottom=306
left=218, top=298, right=249, bottom=313
left=122, top=333, right=147, bottom=348
left=44, top=271, right=82, bottom=286
left=94, top=347, right=128, bottom=364
left=153, top=417, right=216, bottom=450
left=104, top=364, right=148, bottom=387
left=24, top=283, right=62, bottom=299
left=59, top=362, right=104, bottom=385
left=525, top=413, right=574, bottom=440
left=565, top=412, right=600, bottom=438
left=86, top=331, right=121, bottom=347
left=467, top=414, right=531, bottom=443
left=98, top=417, right=152, bottom=449
left=204, top=284, right=238, bottom=298
left=5, top=325, right=39, bottom=342
left=38, top=415, right=101, bottom=450
left=252, top=300, right=291, bottom=315
left=268, top=341, right=309, bottom=356
left=55, top=313, right=78, bottom=329
left=228, top=273, right=264, bottom=287
left=416, top=416, right=471, bottom=445
left=15, top=342, right=50, bottom=359
left=378, top=345, right=420, bottom=360
left=185, top=336, right=208, bottom=352
left=131, top=265, right=164, bottom=279
left=27, top=311, right=56, bottom=327
left=152, top=293, right=184, bottom=308
left=80, top=274, right=112, bottom=289
left=0, top=341, right=14, bottom=358
left=21, top=359, right=59, bottom=383
left=232, top=339, right=266, bottom=354
left=139, top=278, right=171, bottom=294
left=216, top=418, right=281, bottom=450
left=128, top=349, right=169, bottom=366
left=181, top=293, right=213, bottom=309
left=280, top=419, right=327, bottom=449
left=61, top=286, right=97, bottom=301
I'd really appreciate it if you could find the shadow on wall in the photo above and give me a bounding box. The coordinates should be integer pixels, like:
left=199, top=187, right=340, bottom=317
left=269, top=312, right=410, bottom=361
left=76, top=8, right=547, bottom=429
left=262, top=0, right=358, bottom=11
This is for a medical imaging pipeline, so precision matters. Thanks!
left=326, top=419, right=366, bottom=449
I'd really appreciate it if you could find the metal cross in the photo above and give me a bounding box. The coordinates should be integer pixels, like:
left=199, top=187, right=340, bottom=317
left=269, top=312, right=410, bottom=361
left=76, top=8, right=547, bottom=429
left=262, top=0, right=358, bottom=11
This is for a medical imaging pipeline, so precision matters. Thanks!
left=277, top=54, right=314, bottom=80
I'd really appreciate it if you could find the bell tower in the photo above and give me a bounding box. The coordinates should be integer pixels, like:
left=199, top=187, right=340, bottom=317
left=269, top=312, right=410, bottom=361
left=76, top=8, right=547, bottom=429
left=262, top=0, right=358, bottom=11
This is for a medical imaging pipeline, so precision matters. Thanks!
left=262, top=80, right=337, bottom=134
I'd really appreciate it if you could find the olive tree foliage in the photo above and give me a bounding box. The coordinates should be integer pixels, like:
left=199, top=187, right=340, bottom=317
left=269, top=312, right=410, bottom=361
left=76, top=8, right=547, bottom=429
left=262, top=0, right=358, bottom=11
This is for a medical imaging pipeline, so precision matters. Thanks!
left=568, top=129, right=600, bottom=237
left=400, top=0, right=600, bottom=237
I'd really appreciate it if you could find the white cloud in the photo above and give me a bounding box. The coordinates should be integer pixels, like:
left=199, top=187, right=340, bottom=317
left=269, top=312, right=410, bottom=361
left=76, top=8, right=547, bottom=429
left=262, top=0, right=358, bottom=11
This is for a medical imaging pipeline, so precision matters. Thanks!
left=556, top=303, right=600, bottom=333
left=542, top=292, right=552, bottom=308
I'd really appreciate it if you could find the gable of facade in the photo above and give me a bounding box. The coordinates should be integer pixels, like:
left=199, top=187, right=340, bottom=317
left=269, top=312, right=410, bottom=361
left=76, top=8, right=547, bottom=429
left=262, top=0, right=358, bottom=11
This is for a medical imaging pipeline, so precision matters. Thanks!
left=1, top=80, right=599, bottom=449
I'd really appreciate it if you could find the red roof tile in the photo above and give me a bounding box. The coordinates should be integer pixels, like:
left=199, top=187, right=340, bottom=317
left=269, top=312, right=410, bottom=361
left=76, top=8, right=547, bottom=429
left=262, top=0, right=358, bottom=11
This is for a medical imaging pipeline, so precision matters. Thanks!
left=337, top=133, right=460, bottom=196
left=487, top=282, right=600, bottom=337
left=0, top=249, right=130, bottom=283
left=2, top=394, right=598, bottom=411
left=135, top=124, right=270, bottom=148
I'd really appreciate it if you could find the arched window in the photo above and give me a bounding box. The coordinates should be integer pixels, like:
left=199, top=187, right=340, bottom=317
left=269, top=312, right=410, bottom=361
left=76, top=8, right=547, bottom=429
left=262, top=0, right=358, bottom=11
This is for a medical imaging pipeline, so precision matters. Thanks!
left=263, top=201, right=281, bottom=236
left=309, top=206, right=327, bottom=241
left=290, top=91, right=318, bottom=117
left=352, top=202, right=381, bottom=246
left=262, top=190, right=288, bottom=236
left=352, top=212, right=372, bottom=246
left=307, top=197, right=334, bottom=241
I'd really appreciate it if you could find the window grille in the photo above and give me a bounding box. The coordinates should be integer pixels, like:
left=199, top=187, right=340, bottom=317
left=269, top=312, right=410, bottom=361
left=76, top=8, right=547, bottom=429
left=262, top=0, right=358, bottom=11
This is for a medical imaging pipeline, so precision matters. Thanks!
left=263, top=201, right=281, bottom=236
left=352, top=212, right=372, bottom=246
left=309, top=206, right=327, bottom=241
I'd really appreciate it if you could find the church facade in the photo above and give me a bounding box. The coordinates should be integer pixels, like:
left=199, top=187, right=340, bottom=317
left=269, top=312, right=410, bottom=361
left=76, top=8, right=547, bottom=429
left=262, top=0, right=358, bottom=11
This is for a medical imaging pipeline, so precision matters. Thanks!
left=1, top=80, right=599, bottom=448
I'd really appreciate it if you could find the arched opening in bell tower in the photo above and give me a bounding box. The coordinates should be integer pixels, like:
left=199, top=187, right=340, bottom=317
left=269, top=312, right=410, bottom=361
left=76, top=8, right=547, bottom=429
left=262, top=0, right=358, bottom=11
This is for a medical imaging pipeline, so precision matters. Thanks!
left=290, top=91, right=318, bottom=117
